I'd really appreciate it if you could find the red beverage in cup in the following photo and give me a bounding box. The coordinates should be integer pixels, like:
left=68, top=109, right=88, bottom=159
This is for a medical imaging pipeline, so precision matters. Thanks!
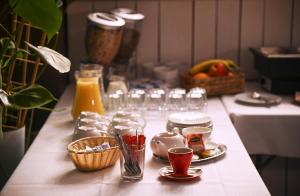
left=168, top=147, right=193, bottom=176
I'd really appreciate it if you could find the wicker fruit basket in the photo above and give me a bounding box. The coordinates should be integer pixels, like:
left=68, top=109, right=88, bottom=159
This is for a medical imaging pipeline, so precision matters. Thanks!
left=67, top=136, right=120, bottom=172
left=180, top=72, right=245, bottom=96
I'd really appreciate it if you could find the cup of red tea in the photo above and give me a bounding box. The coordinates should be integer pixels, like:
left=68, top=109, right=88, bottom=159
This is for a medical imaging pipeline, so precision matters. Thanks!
left=168, top=147, right=193, bottom=176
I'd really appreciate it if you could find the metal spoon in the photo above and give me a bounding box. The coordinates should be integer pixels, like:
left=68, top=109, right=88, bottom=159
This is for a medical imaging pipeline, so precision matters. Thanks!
left=250, top=91, right=273, bottom=105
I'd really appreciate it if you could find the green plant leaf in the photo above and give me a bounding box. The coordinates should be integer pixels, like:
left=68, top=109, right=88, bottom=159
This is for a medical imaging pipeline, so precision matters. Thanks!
left=0, top=89, right=11, bottom=106
left=16, top=50, right=24, bottom=58
left=9, top=0, right=62, bottom=41
left=2, top=57, right=14, bottom=69
left=0, top=37, right=15, bottom=50
left=25, top=42, right=71, bottom=73
left=0, top=37, right=15, bottom=62
left=8, top=84, right=57, bottom=109
left=0, top=24, right=15, bottom=42
left=55, top=0, right=63, bottom=7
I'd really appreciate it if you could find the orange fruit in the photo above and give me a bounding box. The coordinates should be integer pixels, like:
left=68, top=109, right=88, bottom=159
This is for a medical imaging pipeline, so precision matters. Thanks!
left=193, top=72, right=209, bottom=79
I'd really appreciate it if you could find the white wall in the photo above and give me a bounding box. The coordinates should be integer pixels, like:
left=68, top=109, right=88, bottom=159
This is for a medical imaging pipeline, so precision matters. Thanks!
left=66, top=0, right=300, bottom=80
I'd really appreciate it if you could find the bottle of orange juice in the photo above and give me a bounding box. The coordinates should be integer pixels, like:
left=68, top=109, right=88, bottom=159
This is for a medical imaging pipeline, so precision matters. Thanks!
left=71, top=70, right=105, bottom=120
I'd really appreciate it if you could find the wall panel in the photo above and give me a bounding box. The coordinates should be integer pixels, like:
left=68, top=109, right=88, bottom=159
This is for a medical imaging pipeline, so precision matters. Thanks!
left=216, top=0, right=240, bottom=63
left=264, top=0, right=293, bottom=47
left=194, top=0, right=217, bottom=64
left=136, top=1, right=159, bottom=66
left=116, top=0, right=135, bottom=9
left=292, top=0, right=300, bottom=47
left=160, top=0, right=193, bottom=65
left=93, top=0, right=116, bottom=12
left=240, top=0, right=264, bottom=79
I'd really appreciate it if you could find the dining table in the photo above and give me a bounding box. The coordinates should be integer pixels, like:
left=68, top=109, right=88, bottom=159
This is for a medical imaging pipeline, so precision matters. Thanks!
left=221, top=82, right=300, bottom=158
left=1, top=85, right=270, bottom=196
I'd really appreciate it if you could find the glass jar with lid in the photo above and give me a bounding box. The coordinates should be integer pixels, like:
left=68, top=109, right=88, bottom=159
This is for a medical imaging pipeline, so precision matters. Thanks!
left=85, top=12, right=125, bottom=65
left=111, top=8, right=144, bottom=64
left=71, top=69, right=106, bottom=120
left=111, top=8, right=145, bottom=78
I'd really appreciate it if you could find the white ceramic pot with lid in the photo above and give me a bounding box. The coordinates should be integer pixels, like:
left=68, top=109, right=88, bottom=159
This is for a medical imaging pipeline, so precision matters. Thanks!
left=150, top=132, right=185, bottom=158
left=85, top=12, right=125, bottom=65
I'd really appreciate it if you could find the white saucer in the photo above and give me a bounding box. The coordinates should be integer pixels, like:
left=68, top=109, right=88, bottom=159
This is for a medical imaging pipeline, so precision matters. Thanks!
left=159, top=166, right=202, bottom=181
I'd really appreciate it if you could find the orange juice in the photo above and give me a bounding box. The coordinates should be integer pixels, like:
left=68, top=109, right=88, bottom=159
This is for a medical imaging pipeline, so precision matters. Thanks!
left=71, top=77, right=105, bottom=119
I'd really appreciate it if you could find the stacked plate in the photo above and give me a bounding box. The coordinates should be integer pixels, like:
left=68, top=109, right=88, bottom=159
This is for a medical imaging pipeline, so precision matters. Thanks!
left=166, top=112, right=213, bottom=133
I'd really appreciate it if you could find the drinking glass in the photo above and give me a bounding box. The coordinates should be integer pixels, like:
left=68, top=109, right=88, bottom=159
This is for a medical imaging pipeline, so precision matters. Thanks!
left=166, top=88, right=187, bottom=111
left=127, top=88, right=146, bottom=111
left=107, top=90, right=126, bottom=112
left=171, top=88, right=186, bottom=96
left=120, top=144, right=145, bottom=181
left=186, top=87, right=207, bottom=112
left=145, top=88, right=166, bottom=111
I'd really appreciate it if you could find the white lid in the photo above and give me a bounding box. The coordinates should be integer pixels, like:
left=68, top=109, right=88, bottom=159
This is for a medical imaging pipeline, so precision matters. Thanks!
left=112, top=8, right=145, bottom=21
left=88, top=12, right=125, bottom=29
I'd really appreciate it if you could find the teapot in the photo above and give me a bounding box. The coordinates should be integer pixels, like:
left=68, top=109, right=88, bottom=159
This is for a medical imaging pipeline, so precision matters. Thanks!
left=150, top=132, right=185, bottom=158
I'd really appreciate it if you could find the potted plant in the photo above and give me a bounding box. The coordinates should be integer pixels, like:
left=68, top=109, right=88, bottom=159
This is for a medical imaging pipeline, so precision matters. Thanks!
left=0, top=0, right=70, bottom=184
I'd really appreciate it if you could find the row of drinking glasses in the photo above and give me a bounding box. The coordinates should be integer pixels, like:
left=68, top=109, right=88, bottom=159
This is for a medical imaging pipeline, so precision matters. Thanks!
left=107, top=87, right=207, bottom=113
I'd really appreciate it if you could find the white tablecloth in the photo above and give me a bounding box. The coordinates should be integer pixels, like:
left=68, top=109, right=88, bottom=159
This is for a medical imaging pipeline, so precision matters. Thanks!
left=221, top=82, right=300, bottom=158
left=1, top=86, right=270, bottom=196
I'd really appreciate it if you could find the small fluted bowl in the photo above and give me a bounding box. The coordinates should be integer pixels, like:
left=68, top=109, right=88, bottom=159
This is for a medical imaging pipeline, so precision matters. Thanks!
left=67, top=136, right=120, bottom=171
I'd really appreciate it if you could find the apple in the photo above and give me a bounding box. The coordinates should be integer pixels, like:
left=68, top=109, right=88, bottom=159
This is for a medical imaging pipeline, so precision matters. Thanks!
left=208, top=63, right=228, bottom=77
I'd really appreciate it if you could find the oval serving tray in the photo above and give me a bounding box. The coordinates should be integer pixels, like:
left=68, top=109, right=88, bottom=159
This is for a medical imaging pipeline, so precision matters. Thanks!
left=153, top=143, right=227, bottom=164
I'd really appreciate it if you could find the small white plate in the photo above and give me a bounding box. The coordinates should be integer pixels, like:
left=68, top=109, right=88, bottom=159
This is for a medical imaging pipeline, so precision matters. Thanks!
left=168, top=112, right=212, bottom=125
left=159, top=166, right=202, bottom=181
